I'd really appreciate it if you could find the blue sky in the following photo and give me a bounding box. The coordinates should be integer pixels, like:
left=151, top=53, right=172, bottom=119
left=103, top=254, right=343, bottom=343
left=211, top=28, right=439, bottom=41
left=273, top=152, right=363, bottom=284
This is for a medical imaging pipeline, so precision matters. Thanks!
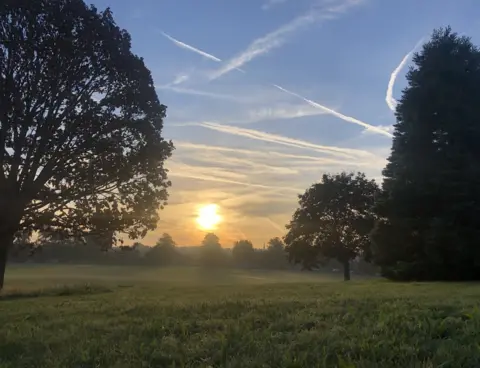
left=90, top=0, right=479, bottom=247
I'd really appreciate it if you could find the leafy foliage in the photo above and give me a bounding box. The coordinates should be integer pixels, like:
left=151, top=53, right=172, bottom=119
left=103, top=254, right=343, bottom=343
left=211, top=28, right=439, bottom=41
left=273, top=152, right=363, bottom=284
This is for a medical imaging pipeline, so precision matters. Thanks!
left=285, top=172, right=379, bottom=280
left=200, top=233, right=225, bottom=268
left=371, top=27, right=480, bottom=281
left=267, top=237, right=284, bottom=252
left=232, top=239, right=255, bottom=267
left=264, top=237, right=287, bottom=269
left=0, top=0, right=173, bottom=286
left=146, top=233, right=177, bottom=265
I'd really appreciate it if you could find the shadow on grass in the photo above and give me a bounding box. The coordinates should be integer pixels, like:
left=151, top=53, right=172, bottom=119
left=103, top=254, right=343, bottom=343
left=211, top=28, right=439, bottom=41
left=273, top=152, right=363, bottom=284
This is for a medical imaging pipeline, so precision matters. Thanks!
left=0, top=284, right=112, bottom=301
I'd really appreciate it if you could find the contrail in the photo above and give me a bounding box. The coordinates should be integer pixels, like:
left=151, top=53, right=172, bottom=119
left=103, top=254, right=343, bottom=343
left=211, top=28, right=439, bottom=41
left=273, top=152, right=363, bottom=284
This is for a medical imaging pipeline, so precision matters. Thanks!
left=160, top=31, right=245, bottom=78
left=175, top=141, right=385, bottom=169
left=273, top=84, right=394, bottom=137
left=195, top=122, right=379, bottom=159
left=155, top=85, right=239, bottom=101
left=266, top=217, right=286, bottom=234
left=169, top=162, right=300, bottom=192
left=209, top=0, right=365, bottom=81
left=386, top=39, right=424, bottom=111
left=161, top=31, right=222, bottom=62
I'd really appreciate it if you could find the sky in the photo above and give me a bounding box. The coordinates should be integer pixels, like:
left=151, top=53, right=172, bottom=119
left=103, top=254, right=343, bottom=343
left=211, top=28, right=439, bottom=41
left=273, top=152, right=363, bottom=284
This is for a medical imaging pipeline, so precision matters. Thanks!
left=90, top=0, right=479, bottom=247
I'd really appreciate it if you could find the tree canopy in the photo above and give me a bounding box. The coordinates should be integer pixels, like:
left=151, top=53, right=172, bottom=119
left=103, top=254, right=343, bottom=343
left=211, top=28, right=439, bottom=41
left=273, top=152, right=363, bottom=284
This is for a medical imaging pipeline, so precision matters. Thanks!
left=155, top=233, right=176, bottom=250
left=146, top=233, right=177, bottom=266
left=0, top=0, right=173, bottom=288
left=267, top=237, right=284, bottom=252
left=371, top=27, right=480, bottom=281
left=232, top=239, right=255, bottom=267
left=200, top=233, right=225, bottom=267
left=285, top=172, right=379, bottom=280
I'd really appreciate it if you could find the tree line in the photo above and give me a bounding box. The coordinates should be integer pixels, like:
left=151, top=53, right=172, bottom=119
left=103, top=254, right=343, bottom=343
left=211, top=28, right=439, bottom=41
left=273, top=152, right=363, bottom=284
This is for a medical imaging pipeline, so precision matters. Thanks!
left=1, top=0, right=479, bottom=289
left=10, top=231, right=375, bottom=274
left=8, top=232, right=289, bottom=269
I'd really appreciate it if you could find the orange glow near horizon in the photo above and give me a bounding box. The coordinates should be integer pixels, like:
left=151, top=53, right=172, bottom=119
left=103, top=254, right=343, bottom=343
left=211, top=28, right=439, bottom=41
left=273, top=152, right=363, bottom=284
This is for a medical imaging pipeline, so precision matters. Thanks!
left=196, top=204, right=222, bottom=231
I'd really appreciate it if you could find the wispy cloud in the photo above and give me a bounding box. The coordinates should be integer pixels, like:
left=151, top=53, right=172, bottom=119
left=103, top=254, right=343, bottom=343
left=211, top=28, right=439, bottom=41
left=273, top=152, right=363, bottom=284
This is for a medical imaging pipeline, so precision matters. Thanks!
left=386, top=39, right=423, bottom=111
left=266, top=217, right=286, bottom=234
left=209, top=0, right=365, bottom=80
left=273, top=84, right=394, bottom=137
left=361, top=124, right=394, bottom=136
left=155, top=85, right=239, bottom=101
left=168, top=161, right=300, bottom=192
left=241, top=104, right=329, bottom=123
left=192, top=122, right=379, bottom=160
left=175, top=141, right=385, bottom=169
left=161, top=31, right=222, bottom=62
left=171, top=74, right=190, bottom=85
left=262, top=0, right=290, bottom=10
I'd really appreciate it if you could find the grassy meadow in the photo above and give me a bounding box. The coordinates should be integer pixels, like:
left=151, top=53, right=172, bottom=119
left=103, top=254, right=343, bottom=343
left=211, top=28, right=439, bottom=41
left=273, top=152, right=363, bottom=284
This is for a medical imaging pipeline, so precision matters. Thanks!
left=1, top=265, right=480, bottom=367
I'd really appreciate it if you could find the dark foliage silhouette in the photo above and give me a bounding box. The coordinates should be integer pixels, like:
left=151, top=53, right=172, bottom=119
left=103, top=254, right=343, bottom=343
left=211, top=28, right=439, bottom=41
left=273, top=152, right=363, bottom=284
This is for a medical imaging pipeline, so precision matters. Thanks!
left=0, top=0, right=173, bottom=288
left=285, top=172, right=379, bottom=280
left=371, top=27, right=480, bottom=281
left=200, top=233, right=226, bottom=268
left=232, top=239, right=255, bottom=267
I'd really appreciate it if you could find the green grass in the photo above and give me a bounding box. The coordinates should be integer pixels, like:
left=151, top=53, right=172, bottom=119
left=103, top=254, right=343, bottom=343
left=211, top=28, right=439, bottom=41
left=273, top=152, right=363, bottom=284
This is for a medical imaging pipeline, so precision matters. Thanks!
left=1, top=265, right=480, bottom=367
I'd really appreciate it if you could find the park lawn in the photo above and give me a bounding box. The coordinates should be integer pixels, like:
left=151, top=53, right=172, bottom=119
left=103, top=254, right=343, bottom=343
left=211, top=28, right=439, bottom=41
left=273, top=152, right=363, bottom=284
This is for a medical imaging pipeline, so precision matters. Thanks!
left=1, top=266, right=480, bottom=367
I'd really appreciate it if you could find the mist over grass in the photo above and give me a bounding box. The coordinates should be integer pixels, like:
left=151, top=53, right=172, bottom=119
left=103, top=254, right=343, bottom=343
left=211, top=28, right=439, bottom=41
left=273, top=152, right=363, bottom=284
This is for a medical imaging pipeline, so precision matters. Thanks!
left=1, top=265, right=480, bottom=367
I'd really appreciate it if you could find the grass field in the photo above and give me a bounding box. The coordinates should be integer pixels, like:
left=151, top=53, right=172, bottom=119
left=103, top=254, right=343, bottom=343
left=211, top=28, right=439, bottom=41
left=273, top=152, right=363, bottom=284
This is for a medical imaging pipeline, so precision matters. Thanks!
left=1, top=265, right=480, bottom=367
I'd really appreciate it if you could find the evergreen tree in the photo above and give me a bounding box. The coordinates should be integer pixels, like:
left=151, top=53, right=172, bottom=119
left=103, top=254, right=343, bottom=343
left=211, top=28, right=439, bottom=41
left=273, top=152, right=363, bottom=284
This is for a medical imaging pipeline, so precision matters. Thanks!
left=371, top=27, right=480, bottom=280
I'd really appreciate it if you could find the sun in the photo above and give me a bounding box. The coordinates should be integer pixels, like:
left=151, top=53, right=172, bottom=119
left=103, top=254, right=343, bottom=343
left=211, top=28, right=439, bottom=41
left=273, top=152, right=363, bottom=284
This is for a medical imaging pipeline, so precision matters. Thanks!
left=196, top=204, right=221, bottom=230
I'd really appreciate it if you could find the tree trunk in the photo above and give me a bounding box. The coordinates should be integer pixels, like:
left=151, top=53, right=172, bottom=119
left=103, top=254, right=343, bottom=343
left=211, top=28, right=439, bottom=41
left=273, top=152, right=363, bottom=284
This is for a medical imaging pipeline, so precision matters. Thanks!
left=343, top=260, right=351, bottom=281
left=0, top=230, right=15, bottom=291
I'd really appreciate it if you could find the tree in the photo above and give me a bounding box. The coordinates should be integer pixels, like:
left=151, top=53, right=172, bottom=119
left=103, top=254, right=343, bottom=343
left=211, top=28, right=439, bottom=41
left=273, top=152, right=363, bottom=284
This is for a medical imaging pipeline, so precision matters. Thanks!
left=155, top=233, right=176, bottom=250
left=285, top=172, right=379, bottom=281
left=371, top=27, right=480, bottom=281
left=201, top=233, right=221, bottom=249
left=263, top=237, right=287, bottom=269
left=200, top=233, right=225, bottom=267
left=232, top=239, right=255, bottom=267
left=0, top=0, right=173, bottom=289
left=267, top=237, right=284, bottom=252
left=146, top=233, right=177, bottom=266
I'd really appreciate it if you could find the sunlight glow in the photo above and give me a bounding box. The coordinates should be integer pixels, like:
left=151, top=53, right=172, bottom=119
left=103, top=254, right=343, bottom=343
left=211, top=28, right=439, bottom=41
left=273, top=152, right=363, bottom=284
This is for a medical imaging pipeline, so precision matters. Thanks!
left=196, top=204, right=222, bottom=230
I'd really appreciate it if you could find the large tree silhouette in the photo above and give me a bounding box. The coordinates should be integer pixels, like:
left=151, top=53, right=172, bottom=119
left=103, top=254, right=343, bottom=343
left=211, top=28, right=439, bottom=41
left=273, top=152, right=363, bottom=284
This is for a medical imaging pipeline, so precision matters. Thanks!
left=285, top=172, right=378, bottom=280
left=0, top=0, right=173, bottom=288
left=371, top=27, right=480, bottom=281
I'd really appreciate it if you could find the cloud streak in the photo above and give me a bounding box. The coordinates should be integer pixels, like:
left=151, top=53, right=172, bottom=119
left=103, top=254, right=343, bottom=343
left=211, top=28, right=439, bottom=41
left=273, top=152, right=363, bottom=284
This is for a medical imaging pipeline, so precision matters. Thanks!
left=161, top=31, right=222, bottom=62
left=155, top=85, right=239, bottom=101
left=175, top=141, right=386, bottom=169
left=386, top=39, right=423, bottom=111
left=262, top=0, right=290, bottom=10
left=168, top=161, right=300, bottom=192
left=193, top=122, right=379, bottom=159
left=209, top=0, right=365, bottom=80
left=273, top=84, right=394, bottom=137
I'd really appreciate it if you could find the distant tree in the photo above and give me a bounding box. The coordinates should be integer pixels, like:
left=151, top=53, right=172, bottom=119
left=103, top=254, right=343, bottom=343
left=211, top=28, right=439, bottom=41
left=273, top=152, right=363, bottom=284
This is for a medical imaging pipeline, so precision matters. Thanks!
left=285, top=172, right=379, bottom=281
left=0, top=0, right=173, bottom=289
left=232, top=239, right=255, bottom=267
left=146, top=233, right=177, bottom=266
left=267, top=237, right=284, bottom=252
left=200, top=233, right=225, bottom=268
left=371, top=27, right=480, bottom=281
left=201, top=233, right=221, bottom=249
left=155, top=233, right=176, bottom=250
left=262, top=237, right=287, bottom=269
left=131, top=242, right=150, bottom=257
